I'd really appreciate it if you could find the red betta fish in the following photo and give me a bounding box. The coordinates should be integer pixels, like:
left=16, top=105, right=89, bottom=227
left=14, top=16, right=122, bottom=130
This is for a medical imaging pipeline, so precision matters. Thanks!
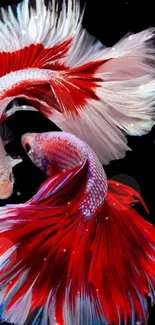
left=0, top=0, right=155, bottom=191
left=0, top=131, right=154, bottom=325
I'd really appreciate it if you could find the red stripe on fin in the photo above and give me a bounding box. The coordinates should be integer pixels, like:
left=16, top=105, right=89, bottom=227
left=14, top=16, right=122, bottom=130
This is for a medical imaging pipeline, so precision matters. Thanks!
left=0, top=175, right=155, bottom=324
left=0, top=159, right=88, bottom=324
left=0, top=40, right=71, bottom=77
left=67, top=180, right=155, bottom=324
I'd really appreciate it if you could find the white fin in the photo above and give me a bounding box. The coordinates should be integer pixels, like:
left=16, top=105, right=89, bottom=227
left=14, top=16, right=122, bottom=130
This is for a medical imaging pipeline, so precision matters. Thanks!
left=51, top=108, right=129, bottom=165
left=0, top=124, right=14, bottom=145
left=50, top=28, right=155, bottom=164
left=9, top=156, right=22, bottom=168
left=5, top=100, right=38, bottom=119
left=0, top=0, right=81, bottom=52
left=1, top=1, right=155, bottom=164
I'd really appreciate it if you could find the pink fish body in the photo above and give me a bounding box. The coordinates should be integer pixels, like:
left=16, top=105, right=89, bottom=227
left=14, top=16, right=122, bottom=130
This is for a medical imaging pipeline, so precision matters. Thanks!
left=0, top=131, right=154, bottom=325
left=0, top=122, right=23, bottom=200
left=0, top=130, right=21, bottom=200
left=0, top=136, right=14, bottom=199
left=21, top=132, right=108, bottom=217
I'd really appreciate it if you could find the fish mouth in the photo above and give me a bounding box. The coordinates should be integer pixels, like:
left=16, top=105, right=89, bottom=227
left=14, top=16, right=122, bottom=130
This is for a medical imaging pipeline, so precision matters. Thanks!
left=21, top=133, right=36, bottom=156
left=21, top=133, right=32, bottom=151
left=21, top=133, right=31, bottom=145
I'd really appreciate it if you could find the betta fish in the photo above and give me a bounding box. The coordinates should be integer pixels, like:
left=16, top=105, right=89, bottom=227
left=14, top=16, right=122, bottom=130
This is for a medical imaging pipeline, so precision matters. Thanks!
left=0, top=0, right=155, bottom=198
left=0, top=135, right=15, bottom=199
left=0, top=131, right=154, bottom=325
left=0, top=100, right=37, bottom=200
left=0, top=123, right=22, bottom=199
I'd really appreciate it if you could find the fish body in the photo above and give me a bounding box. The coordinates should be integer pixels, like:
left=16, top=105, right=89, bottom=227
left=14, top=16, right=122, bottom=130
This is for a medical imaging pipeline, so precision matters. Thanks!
left=0, top=123, right=22, bottom=200
left=0, top=131, right=154, bottom=325
left=21, top=132, right=108, bottom=217
left=0, top=136, right=14, bottom=199
left=0, top=69, right=50, bottom=98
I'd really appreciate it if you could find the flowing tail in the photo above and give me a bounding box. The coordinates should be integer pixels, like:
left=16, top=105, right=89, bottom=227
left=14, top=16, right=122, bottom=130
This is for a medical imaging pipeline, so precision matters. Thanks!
left=0, top=167, right=155, bottom=324
left=1, top=0, right=155, bottom=163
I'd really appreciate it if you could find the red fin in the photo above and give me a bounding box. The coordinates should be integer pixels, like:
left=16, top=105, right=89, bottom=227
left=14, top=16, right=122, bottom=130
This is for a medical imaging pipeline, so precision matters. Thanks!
left=1, top=0, right=155, bottom=167
left=25, top=60, right=106, bottom=118
left=3, top=55, right=107, bottom=120
left=28, top=159, right=88, bottom=205
left=68, top=180, right=155, bottom=324
left=0, top=159, right=88, bottom=324
left=0, top=177, right=155, bottom=324
left=0, top=41, right=71, bottom=77
left=0, top=41, right=73, bottom=118
left=48, top=60, right=106, bottom=116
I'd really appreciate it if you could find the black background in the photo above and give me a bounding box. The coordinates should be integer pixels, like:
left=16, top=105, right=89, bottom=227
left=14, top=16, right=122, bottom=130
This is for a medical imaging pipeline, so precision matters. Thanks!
left=0, top=0, right=155, bottom=324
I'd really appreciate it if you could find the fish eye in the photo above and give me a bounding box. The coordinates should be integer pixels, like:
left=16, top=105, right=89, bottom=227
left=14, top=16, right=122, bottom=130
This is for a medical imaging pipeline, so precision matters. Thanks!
left=9, top=173, right=14, bottom=183
left=25, top=143, right=31, bottom=154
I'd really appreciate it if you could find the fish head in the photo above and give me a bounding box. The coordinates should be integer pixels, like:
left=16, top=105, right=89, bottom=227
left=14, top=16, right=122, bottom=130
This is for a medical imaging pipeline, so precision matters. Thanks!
left=0, top=124, right=22, bottom=200
left=0, top=155, right=22, bottom=200
left=21, top=133, right=47, bottom=173
left=0, top=170, right=14, bottom=199
left=0, top=135, right=14, bottom=199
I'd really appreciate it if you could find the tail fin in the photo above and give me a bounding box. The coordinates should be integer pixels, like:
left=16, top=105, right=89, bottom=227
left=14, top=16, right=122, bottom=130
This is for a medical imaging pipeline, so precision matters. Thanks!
left=50, top=27, right=155, bottom=164
left=1, top=1, right=155, bottom=163
left=0, top=167, right=155, bottom=325
left=64, top=180, right=155, bottom=325
left=0, top=160, right=88, bottom=325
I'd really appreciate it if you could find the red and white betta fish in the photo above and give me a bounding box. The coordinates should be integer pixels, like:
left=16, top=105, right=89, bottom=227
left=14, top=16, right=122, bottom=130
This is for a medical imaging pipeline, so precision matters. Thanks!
left=1, top=0, right=155, bottom=199
left=0, top=131, right=155, bottom=325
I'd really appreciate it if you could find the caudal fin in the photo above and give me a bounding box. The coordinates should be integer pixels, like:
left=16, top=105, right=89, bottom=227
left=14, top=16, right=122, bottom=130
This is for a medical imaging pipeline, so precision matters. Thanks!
left=0, top=160, right=88, bottom=325
left=67, top=180, right=155, bottom=325
left=0, top=165, right=155, bottom=325
left=50, top=27, right=155, bottom=164
left=1, top=1, right=155, bottom=163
